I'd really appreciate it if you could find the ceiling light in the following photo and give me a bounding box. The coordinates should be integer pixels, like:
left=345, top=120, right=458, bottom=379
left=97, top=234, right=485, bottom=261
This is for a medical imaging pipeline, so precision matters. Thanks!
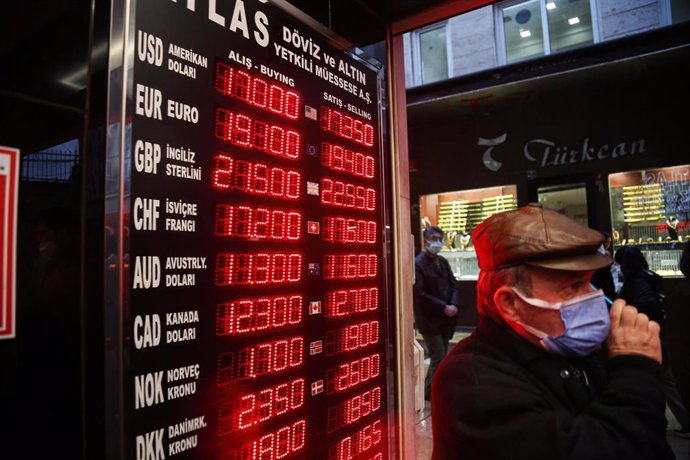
left=520, top=30, right=532, bottom=38
left=545, top=2, right=556, bottom=10
left=568, top=17, right=580, bottom=25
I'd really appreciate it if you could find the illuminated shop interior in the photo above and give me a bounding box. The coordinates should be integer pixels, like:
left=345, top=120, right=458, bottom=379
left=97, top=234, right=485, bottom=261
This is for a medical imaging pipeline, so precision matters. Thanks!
left=609, top=164, right=689, bottom=277
left=419, top=185, right=518, bottom=279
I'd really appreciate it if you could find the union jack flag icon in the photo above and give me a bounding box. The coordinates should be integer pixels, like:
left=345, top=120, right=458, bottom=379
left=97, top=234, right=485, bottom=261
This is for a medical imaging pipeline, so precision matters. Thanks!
left=307, top=181, right=319, bottom=196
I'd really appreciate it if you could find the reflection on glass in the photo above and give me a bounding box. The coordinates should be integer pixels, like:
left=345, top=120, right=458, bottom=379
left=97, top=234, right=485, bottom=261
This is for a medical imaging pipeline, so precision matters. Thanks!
left=670, top=0, right=690, bottom=24
left=502, top=0, right=544, bottom=63
left=546, top=0, right=593, bottom=53
left=537, top=183, right=588, bottom=226
left=609, top=165, right=690, bottom=278
left=419, top=26, right=448, bottom=84
left=420, top=185, right=518, bottom=279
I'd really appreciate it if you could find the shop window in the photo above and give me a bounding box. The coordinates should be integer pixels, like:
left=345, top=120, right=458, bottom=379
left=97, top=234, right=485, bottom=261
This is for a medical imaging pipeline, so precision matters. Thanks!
left=609, top=165, right=689, bottom=278
left=668, top=0, right=690, bottom=24
left=496, top=0, right=598, bottom=65
left=420, top=185, right=518, bottom=280
left=537, top=183, right=588, bottom=225
left=411, top=23, right=450, bottom=85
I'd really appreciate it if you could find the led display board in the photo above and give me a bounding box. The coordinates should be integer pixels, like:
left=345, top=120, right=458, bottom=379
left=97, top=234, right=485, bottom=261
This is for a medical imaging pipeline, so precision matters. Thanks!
left=121, top=1, right=391, bottom=459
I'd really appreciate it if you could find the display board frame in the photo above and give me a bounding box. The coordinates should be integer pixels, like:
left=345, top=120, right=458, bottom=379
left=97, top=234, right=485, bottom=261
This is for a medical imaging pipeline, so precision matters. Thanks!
left=104, top=1, right=396, bottom=459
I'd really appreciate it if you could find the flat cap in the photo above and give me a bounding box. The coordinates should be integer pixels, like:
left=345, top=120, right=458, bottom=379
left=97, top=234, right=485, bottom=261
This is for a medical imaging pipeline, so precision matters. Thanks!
left=472, top=203, right=613, bottom=271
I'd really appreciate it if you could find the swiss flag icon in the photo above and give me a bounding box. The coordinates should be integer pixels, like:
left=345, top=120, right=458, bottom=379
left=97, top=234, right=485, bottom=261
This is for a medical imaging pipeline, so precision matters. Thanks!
left=307, top=221, right=320, bottom=234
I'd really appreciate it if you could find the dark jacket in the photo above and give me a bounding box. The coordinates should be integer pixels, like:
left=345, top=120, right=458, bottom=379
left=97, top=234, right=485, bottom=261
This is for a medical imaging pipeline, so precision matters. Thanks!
left=413, top=252, right=460, bottom=335
left=667, top=277, right=690, bottom=411
left=619, top=269, right=665, bottom=332
left=431, top=316, right=674, bottom=460
left=591, top=266, right=616, bottom=302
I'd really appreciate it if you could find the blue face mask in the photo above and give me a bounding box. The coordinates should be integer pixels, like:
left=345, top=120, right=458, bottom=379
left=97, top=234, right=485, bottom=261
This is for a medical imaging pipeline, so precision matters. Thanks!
left=513, top=288, right=611, bottom=358
left=426, top=240, right=443, bottom=254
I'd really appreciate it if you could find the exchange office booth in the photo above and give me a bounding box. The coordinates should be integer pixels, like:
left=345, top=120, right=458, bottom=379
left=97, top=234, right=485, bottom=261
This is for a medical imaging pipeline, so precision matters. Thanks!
left=102, top=1, right=411, bottom=459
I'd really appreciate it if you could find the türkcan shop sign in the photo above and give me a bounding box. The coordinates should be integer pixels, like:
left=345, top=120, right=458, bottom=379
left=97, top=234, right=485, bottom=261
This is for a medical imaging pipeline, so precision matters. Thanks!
left=479, top=132, right=647, bottom=172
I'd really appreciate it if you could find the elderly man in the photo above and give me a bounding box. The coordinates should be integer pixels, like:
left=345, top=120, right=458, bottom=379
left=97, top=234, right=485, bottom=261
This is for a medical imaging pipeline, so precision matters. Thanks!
left=431, top=204, right=674, bottom=459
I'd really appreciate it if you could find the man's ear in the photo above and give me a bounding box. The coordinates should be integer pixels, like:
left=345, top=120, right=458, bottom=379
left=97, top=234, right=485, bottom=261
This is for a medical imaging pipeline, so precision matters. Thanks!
left=493, top=286, right=522, bottom=322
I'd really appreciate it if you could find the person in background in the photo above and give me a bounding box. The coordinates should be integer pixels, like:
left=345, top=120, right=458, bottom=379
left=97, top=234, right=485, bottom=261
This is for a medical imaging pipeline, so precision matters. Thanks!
left=591, top=231, right=616, bottom=302
left=664, top=240, right=690, bottom=437
left=414, top=226, right=460, bottom=401
left=611, top=245, right=626, bottom=295
left=431, top=204, right=673, bottom=460
left=618, top=245, right=690, bottom=435
left=618, top=246, right=665, bottom=329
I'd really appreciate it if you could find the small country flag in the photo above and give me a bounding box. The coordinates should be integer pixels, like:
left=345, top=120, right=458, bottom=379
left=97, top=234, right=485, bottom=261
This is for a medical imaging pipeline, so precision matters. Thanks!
left=308, top=262, right=321, bottom=276
left=307, top=221, right=320, bottom=234
left=306, top=144, right=318, bottom=157
left=307, top=181, right=319, bottom=196
left=310, top=340, right=323, bottom=355
left=305, top=105, right=318, bottom=120
left=309, top=301, right=322, bottom=315
left=311, top=379, right=324, bottom=395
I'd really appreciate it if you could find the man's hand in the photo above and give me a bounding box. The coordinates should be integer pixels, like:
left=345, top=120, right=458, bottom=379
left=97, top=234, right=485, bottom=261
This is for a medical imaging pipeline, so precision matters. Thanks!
left=607, top=299, right=662, bottom=364
left=444, top=305, right=458, bottom=317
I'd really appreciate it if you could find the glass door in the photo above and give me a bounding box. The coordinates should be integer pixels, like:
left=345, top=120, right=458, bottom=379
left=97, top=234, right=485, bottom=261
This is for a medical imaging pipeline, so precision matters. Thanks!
left=537, top=182, right=588, bottom=225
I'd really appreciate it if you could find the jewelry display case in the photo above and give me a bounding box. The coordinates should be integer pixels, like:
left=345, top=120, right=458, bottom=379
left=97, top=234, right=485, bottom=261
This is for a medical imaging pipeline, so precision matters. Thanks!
left=609, top=165, right=689, bottom=277
left=420, top=185, right=518, bottom=280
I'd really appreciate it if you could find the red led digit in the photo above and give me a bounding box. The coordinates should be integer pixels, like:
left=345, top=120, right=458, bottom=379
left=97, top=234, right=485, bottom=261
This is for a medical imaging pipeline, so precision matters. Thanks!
left=330, top=420, right=382, bottom=460
left=215, top=107, right=301, bottom=159
left=285, top=91, right=300, bottom=119
left=215, top=252, right=303, bottom=286
left=219, top=337, right=303, bottom=382
left=216, top=352, right=234, bottom=385
left=320, top=106, right=374, bottom=147
left=215, top=61, right=302, bottom=120
left=326, top=321, right=380, bottom=355
left=232, top=70, right=251, bottom=101
left=214, top=204, right=302, bottom=241
left=323, top=217, right=377, bottom=244
left=212, top=154, right=302, bottom=200
left=233, top=113, right=252, bottom=146
left=320, top=178, right=376, bottom=211
left=353, top=119, right=364, bottom=144
left=326, top=353, right=381, bottom=393
left=325, top=287, right=379, bottom=317
left=252, top=77, right=268, bottom=108
left=236, top=300, right=253, bottom=334
left=324, top=254, right=377, bottom=279
left=268, top=84, right=283, bottom=115
left=253, top=120, right=268, bottom=150
left=237, top=419, right=307, bottom=460
left=216, top=294, right=303, bottom=336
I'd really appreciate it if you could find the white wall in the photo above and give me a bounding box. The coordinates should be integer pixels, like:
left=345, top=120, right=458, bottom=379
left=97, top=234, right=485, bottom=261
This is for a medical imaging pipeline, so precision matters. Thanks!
left=598, top=0, right=662, bottom=39
left=448, top=6, right=498, bottom=77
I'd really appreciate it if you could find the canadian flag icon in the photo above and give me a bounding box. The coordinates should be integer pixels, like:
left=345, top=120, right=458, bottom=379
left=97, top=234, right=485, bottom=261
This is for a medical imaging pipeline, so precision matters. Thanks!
left=309, top=301, right=322, bottom=315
